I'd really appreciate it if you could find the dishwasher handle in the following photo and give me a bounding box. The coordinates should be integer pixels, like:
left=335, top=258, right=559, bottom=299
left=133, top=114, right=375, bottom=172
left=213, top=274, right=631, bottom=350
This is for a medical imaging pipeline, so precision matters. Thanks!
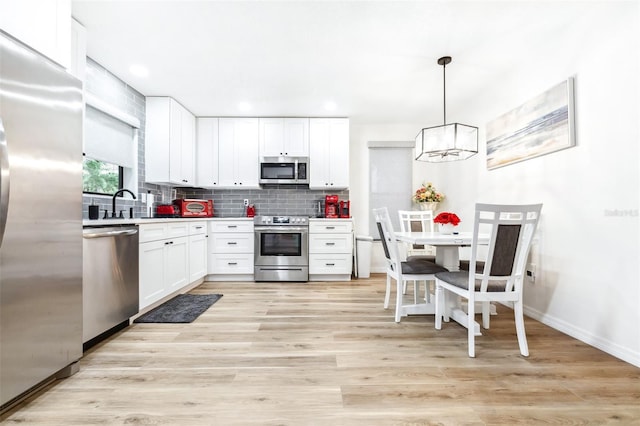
left=83, top=229, right=138, bottom=239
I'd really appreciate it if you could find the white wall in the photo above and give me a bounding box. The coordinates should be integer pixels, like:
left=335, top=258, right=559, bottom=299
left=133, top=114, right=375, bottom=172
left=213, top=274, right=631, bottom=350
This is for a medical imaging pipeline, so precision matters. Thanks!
left=350, top=2, right=640, bottom=367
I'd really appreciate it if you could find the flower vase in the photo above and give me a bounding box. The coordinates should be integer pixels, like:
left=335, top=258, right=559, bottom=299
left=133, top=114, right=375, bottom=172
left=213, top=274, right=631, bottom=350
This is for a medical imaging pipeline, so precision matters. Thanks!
left=438, top=223, right=455, bottom=234
left=419, top=202, right=439, bottom=212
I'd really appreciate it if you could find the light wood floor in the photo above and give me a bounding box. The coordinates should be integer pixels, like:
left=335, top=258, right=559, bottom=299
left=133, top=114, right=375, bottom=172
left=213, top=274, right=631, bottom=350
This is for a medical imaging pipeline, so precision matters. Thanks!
left=2, top=275, right=639, bottom=425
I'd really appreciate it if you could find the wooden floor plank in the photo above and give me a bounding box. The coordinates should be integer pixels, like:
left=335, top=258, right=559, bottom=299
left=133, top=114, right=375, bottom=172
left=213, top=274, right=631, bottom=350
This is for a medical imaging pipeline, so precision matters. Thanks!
left=2, top=275, right=639, bottom=425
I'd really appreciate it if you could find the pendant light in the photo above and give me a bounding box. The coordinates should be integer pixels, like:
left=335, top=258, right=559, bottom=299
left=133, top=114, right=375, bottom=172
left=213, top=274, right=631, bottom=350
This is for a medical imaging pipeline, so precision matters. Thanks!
left=415, top=56, right=478, bottom=162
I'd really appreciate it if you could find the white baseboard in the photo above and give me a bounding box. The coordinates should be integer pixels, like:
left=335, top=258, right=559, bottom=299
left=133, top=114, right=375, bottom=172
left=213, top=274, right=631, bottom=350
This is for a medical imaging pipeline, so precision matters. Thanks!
left=524, top=305, right=640, bottom=368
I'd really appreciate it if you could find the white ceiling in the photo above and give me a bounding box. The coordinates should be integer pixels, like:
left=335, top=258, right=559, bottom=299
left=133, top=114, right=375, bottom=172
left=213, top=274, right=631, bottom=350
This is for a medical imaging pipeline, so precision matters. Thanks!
left=71, top=0, right=599, bottom=124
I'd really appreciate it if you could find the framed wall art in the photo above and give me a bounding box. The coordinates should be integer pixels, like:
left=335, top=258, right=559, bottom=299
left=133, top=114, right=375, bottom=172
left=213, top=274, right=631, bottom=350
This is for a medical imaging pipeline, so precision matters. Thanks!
left=486, top=77, right=576, bottom=170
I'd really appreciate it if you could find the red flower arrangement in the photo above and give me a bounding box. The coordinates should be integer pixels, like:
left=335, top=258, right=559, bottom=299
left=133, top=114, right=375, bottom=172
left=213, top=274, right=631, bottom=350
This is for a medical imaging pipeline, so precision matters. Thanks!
left=434, top=212, right=461, bottom=226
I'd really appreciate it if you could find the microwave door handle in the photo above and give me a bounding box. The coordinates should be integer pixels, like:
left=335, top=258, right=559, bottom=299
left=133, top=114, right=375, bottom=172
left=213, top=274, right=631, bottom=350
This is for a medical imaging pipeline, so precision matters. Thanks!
left=0, top=118, right=10, bottom=248
left=294, top=159, right=298, bottom=181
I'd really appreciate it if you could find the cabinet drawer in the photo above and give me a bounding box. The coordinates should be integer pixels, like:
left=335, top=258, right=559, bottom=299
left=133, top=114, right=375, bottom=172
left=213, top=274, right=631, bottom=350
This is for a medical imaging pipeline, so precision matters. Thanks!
left=209, top=253, right=254, bottom=274
left=209, top=221, right=254, bottom=233
left=309, top=220, right=353, bottom=233
left=167, top=222, right=189, bottom=238
left=139, top=223, right=167, bottom=243
left=309, top=234, right=353, bottom=253
left=189, top=221, right=207, bottom=235
left=210, top=233, right=254, bottom=253
left=309, top=253, right=352, bottom=274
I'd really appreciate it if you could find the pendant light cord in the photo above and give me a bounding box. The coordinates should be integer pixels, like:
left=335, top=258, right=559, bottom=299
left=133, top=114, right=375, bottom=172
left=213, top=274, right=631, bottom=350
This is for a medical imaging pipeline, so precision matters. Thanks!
left=442, top=60, right=447, bottom=125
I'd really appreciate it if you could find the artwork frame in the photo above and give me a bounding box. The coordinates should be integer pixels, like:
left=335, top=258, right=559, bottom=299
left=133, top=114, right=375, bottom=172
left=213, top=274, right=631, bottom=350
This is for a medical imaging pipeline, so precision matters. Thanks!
left=486, top=77, right=576, bottom=170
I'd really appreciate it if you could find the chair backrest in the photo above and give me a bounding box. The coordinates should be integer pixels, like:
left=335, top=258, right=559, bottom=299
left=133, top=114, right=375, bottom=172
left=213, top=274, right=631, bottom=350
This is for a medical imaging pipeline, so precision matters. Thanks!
left=373, top=207, right=402, bottom=272
left=469, top=203, right=542, bottom=293
left=398, top=210, right=434, bottom=250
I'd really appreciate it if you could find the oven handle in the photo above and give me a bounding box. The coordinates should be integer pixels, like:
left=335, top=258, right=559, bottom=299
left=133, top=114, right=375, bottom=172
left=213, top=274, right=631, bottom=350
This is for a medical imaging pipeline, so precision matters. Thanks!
left=255, top=226, right=309, bottom=233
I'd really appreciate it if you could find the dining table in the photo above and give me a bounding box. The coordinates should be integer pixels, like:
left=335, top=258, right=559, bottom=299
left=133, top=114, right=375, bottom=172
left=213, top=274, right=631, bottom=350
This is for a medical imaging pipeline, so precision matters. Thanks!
left=394, top=230, right=491, bottom=335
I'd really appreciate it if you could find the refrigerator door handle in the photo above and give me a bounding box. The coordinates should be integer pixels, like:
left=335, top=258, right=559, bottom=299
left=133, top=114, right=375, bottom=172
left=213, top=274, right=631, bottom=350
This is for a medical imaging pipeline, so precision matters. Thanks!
left=0, top=117, right=10, bottom=247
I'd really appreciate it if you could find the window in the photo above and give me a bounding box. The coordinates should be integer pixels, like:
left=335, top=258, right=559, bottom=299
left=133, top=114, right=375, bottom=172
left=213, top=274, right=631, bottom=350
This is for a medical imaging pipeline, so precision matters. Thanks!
left=83, top=103, right=138, bottom=196
left=368, top=142, right=414, bottom=238
left=83, top=158, right=123, bottom=195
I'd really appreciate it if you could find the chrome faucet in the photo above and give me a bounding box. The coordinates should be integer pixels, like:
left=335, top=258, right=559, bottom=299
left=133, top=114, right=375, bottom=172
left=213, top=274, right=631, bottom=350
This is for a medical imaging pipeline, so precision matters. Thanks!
left=112, top=188, right=136, bottom=218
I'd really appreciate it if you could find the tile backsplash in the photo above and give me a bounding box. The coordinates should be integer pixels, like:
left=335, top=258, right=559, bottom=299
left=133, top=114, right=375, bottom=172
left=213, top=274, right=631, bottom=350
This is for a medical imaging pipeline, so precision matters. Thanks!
left=177, top=186, right=349, bottom=218
left=82, top=57, right=349, bottom=220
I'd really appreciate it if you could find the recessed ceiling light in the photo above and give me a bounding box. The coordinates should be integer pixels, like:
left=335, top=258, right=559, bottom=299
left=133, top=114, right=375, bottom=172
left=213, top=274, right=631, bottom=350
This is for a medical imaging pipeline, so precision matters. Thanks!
left=324, top=101, right=337, bottom=111
left=129, top=64, right=149, bottom=77
left=238, top=102, right=252, bottom=112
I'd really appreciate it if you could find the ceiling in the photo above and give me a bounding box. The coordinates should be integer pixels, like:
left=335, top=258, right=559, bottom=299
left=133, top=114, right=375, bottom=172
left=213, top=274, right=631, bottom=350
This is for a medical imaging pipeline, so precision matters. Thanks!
left=71, top=0, right=596, bottom=125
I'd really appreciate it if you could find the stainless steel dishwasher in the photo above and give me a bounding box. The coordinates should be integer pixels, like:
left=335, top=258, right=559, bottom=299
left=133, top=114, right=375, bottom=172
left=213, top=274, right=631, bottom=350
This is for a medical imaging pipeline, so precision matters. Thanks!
left=82, top=225, right=139, bottom=347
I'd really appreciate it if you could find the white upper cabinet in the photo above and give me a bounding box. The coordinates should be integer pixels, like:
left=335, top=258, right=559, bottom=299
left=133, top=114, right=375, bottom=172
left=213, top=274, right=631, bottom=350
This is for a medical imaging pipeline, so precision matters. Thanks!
left=0, top=0, right=71, bottom=68
left=259, top=118, right=309, bottom=157
left=69, top=19, right=86, bottom=82
left=195, top=118, right=219, bottom=188
left=309, top=118, right=350, bottom=189
left=218, top=118, right=260, bottom=188
left=145, top=97, right=196, bottom=186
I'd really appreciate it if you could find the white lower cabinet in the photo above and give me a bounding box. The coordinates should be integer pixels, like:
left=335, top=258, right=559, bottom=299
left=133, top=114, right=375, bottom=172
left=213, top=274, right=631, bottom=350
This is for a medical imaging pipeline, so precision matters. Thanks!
left=207, top=219, right=254, bottom=281
left=309, top=219, right=353, bottom=281
left=139, top=239, right=167, bottom=309
left=164, top=236, right=190, bottom=294
left=188, top=221, right=208, bottom=283
left=138, top=220, right=206, bottom=311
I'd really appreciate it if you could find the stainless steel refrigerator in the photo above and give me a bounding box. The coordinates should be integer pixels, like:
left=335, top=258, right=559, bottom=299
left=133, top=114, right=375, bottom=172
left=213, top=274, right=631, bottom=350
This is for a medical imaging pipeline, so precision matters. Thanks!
left=0, top=30, right=83, bottom=408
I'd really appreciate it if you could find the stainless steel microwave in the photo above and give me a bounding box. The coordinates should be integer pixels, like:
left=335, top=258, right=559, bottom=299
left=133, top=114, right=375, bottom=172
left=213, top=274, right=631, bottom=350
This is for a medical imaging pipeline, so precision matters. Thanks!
left=259, top=156, right=309, bottom=184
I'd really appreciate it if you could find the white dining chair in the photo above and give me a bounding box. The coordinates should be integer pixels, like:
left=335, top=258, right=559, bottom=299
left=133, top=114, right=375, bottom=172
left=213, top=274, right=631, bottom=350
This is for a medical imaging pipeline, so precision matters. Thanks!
left=373, top=207, right=447, bottom=322
left=434, top=203, right=542, bottom=357
left=397, top=210, right=437, bottom=300
left=397, top=210, right=436, bottom=262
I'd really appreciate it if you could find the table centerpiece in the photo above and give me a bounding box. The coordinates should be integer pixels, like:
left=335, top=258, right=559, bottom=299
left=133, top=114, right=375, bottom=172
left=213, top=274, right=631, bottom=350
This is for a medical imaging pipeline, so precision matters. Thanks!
left=434, top=211, right=460, bottom=234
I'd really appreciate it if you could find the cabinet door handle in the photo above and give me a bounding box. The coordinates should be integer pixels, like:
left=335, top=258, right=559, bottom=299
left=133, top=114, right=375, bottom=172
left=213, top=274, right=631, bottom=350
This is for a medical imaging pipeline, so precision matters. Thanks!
left=195, top=226, right=203, bottom=229
left=228, top=262, right=237, bottom=265
left=227, top=225, right=237, bottom=228
left=325, top=263, right=335, bottom=266
left=227, top=241, right=237, bottom=245
left=325, top=242, right=335, bottom=246
left=325, top=226, right=335, bottom=230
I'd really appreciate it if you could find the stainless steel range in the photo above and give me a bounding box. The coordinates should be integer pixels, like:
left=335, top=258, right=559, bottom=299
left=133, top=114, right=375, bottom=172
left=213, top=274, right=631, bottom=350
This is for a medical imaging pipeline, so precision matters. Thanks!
left=254, top=215, right=309, bottom=282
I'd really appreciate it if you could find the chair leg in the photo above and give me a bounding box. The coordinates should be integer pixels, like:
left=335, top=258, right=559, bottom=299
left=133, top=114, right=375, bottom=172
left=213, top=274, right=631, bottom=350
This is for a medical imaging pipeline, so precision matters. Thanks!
left=482, top=301, right=491, bottom=329
left=514, top=299, right=529, bottom=357
left=467, top=297, right=475, bottom=357
left=395, top=278, right=404, bottom=323
left=435, top=283, right=443, bottom=330
left=384, top=273, right=391, bottom=309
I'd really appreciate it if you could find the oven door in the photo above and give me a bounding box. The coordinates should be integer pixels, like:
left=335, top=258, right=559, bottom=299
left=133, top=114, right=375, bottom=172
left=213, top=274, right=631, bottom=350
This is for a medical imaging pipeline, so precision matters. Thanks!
left=254, top=226, right=309, bottom=267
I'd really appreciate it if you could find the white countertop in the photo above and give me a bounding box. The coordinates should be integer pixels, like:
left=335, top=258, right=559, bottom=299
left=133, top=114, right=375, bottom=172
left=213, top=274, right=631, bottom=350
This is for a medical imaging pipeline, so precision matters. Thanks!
left=83, top=216, right=350, bottom=227
left=82, top=217, right=253, bottom=227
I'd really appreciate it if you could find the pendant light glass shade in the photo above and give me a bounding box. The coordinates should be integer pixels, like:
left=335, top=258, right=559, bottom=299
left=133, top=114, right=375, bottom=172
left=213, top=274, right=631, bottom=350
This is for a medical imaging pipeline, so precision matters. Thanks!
left=415, top=123, right=478, bottom=161
left=415, top=56, right=478, bottom=162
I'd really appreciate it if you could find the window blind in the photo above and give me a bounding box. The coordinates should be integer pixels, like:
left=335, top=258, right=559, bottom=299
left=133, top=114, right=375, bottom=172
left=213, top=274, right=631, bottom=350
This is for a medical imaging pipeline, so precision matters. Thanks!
left=84, top=106, right=135, bottom=169
left=369, top=144, right=413, bottom=238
